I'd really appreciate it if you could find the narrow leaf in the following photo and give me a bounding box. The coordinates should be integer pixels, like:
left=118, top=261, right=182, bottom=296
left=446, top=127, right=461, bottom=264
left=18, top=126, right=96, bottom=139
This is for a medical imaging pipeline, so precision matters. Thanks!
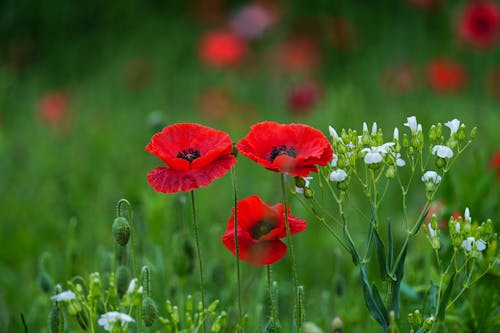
left=437, top=273, right=456, bottom=320
left=389, top=242, right=408, bottom=317
left=359, top=263, right=388, bottom=330
left=373, top=226, right=394, bottom=281
left=387, top=220, right=394, bottom=268
left=412, top=208, right=430, bottom=235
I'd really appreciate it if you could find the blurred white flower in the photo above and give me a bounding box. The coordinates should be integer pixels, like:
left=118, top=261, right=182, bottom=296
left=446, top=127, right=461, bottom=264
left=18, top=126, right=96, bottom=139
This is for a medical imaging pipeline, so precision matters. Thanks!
left=331, top=154, right=338, bottom=167
left=464, top=207, right=471, bottom=223
left=363, top=122, right=368, bottom=132
left=394, top=153, right=406, bottom=167
left=371, top=122, right=378, bottom=135
left=445, top=119, right=461, bottom=134
left=422, top=171, right=442, bottom=184
left=329, top=125, right=339, bottom=139
left=362, top=147, right=383, bottom=164
left=461, top=237, right=486, bottom=252
left=330, top=169, right=348, bottom=182
left=404, top=116, right=419, bottom=132
left=51, top=290, right=76, bottom=302
left=428, top=223, right=438, bottom=237
left=393, top=127, right=399, bottom=141
left=432, top=145, right=454, bottom=158
left=98, top=312, right=135, bottom=332
left=127, top=278, right=138, bottom=294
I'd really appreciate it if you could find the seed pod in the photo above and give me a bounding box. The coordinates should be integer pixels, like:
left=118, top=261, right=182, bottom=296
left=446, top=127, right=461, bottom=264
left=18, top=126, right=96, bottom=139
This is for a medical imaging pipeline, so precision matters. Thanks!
left=116, top=265, right=131, bottom=298
left=48, top=305, right=66, bottom=333
left=142, top=297, right=158, bottom=327
left=295, top=177, right=306, bottom=188
left=112, top=217, right=131, bottom=246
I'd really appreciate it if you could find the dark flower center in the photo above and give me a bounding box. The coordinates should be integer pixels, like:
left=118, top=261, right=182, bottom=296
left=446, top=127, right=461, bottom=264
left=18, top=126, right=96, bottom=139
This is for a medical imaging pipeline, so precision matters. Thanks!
left=473, top=14, right=492, bottom=34
left=177, top=148, right=201, bottom=163
left=269, top=145, right=296, bottom=162
left=250, top=220, right=277, bottom=239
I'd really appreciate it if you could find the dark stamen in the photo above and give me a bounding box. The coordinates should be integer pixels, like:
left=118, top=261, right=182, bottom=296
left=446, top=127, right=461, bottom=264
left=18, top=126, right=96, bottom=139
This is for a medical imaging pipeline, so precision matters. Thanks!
left=269, top=145, right=297, bottom=162
left=250, top=220, right=277, bottom=239
left=177, top=148, right=201, bottom=163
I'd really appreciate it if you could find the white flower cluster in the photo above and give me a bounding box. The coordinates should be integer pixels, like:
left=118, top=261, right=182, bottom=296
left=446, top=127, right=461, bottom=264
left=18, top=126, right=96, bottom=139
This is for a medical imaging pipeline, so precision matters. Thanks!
left=98, top=311, right=135, bottom=331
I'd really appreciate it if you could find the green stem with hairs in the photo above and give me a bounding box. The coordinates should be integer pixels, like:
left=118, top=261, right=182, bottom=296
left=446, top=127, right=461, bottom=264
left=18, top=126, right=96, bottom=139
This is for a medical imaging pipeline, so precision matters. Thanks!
left=231, top=167, right=242, bottom=321
left=190, top=190, right=205, bottom=332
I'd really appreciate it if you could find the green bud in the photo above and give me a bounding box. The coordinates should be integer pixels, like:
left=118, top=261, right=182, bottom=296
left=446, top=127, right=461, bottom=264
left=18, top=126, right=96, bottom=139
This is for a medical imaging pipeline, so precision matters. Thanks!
left=423, top=316, right=435, bottom=331
left=48, top=305, right=66, bottom=333
left=484, top=219, right=494, bottom=235
left=457, top=124, right=467, bottom=141
left=166, top=300, right=173, bottom=314
left=67, top=300, right=81, bottom=316
left=304, top=188, right=314, bottom=199
left=385, top=166, right=396, bottom=179
left=436, top=123, right=442, bottom=138
left=185, top=295, right=193, bottom=313
left=330, top=316, right=343, bottom=333
left=402, top=134, right=409, bottom=148
left=413, top=310, right=422, bottom=326
left=295, top=177, right=306, bottom=188
left=304, top=321, right=323, bottom=333
left=337, top=158, right=346, bottom=169
left=89, top=272, right=102, bottom=299
left=435, top=157, right=446, bottom=169
left=115, top=265, right=131, bottom=299
left=142, top=297, right=159, bottom=327
left=112, top=217, right=131, bottom=246
left=208, top=299, right=219, bottom=312
left=362, top=134, right=370, bottom=145
left=171, top=305, right=180, bottom=324
left=428, top=125, right=436, bottom=141
left=470, top=127, right=477, bottom=139
left=39, top=271, right=53, bottom=293
left=368, top=162, right=380, bottom=170
left=336, top=182, right=348, bottom=191
left=232, top=143, right=238, bottom=157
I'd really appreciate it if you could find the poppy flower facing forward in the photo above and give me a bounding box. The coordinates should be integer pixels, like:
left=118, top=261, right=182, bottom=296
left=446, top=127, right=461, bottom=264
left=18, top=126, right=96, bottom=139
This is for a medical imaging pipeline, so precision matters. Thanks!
left=237, top=121, right=333, bottom=177
left=458, top=1, right=500, bottom=49
left=146, top=123, right=236, bottom=193
left=198, top=30, right=248, bottom=67
left=221, top=196, right=307, bottom=266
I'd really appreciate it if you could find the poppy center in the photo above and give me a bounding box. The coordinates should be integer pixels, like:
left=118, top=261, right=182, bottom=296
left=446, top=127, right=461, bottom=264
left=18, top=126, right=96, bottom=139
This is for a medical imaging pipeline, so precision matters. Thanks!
left=269, top=145, right=296, bottom=162
left=250, top=220, right=277, bottom=239
left=473, top=14, right=492, bottom=34
left=177, top=148, right=201, bottom=163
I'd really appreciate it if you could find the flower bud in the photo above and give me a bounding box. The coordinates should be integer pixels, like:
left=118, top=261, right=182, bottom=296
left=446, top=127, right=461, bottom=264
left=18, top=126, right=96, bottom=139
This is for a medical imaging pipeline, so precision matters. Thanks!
left=116, top=265, right=131, bottom=299
left=402, top=134, right=409, bottom=148
left=385, top=166, right=395, bottom=179
left=470, top=126, right=477, bottom=139
left=428, top=125, right=436, bottom=141
left=457, top=124, right=467, bottom=141
left=330, top=316, right=343, bottom=333
left=39, top=271, right=53, bottom=293
left=295, top=177, right=306, bottom=188
left=142, top=297, right=158, bottom=327
left=304, top=188, right=313, bottom=199
left=435, top=157, right=445, bottom=169
left=337, top=182, right=348, bottom=191
left=48, top=305, right=66, bottom=333
left=112, top=217, right=131, bottom=246
left=423, top=316, right=435, bottom=331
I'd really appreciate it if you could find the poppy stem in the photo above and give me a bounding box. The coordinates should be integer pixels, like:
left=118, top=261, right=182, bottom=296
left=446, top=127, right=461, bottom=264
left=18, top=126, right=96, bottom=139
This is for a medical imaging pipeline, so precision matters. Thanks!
left=230, top=167, right=243, bottom=321
left=190, top=190, right=205, bottom=328
left=267, top=265, right=281, bottom=332
left=280, top=173, right=301, bottom=332
left=116, top=199, right=137, bottom=278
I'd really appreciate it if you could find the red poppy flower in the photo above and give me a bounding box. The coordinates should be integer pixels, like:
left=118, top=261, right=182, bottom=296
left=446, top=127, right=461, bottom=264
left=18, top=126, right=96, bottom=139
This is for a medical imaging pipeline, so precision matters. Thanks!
left=37, top=91, right=69, bottom=125
left=146, top=123, right=236, bottom=193
left=287, top=81, right=323, bottom=115
left=198, top=30, right=248, bottom=67
left=221, top=195, right=307, bottom=266
left=488, top=148, right=500, bottom=179
left=236, top=121, right=333, bottom=177
left=426, top=58, right=467, bottom=93
left=458, top=1, right=500, bottom=48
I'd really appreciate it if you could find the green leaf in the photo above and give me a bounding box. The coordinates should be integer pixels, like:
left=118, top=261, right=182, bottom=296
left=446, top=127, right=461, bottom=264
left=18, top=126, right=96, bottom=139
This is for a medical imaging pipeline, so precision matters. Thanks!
left=389, top=242, right=408, bottom=317
left=373, top=226, right=395, bottom=281
left=437, top=273, right=456, bottom=320
left=342, top=216, right=360, bottom=265
left=429, top=280, right=437, bottom=314
left=359, top=263, right=388, bottom=331
left=412, top=208, right=430, bottom=235
left=388, top=220, right=394, bottom=268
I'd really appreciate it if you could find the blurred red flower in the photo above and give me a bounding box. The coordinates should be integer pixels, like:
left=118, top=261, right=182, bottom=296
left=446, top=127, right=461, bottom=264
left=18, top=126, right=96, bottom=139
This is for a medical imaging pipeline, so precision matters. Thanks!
left=381, top=63, right=417, bottom=94
left=486, top=67, right=500, bottom=98
left=426, top=58, right=467, bottom=93
left=198, top=30, right=247, bottom=67
left=287, top=81, right=323, bottom=115
left=458, top=1, right=500, bottom=49
left=37, top=91, right=69, bottom=124
left=146, top=123, right=236, bottom=193
left=275, top=36, right=320, bottom=74
left=236, top=121, right=333, bottom=177
left=221, top=195, right=306, bottom=266
left=489, top=148, right=500, bottom=179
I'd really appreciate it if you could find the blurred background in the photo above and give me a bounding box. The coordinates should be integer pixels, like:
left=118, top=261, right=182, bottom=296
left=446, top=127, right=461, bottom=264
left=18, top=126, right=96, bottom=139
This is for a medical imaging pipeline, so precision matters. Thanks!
left=1, top=0, right=499, bottom=332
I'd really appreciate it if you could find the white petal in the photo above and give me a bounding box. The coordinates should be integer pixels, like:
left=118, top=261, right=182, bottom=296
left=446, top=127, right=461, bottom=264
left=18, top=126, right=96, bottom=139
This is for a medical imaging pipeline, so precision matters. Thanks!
left=329, top=126, right=339, bottom=139
left=393, top=127, right=399, bottom=140
left=476, top=239, right=487, bottom=251
left=363, top=122, right=368, bottom=132
left=464, top=207, right=471, bottom=222
left=372, top=122, right=378, bottom=135
left=445, top=119, right=460, bottom=134
left=396, top=158, right=406, bottom=167
left=330, top=169, right=347, bottom=182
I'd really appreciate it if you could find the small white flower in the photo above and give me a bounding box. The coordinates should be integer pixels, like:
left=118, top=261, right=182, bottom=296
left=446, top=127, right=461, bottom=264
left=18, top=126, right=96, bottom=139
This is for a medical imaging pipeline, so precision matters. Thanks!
left=422, top=171, right=442, bottom=184
left=347, top=141, right=356, bottom=149
left=380, top=142, right=395, bottom=151
left=127, top=278, right=138, bottom=294
left=362, top=147, right=383, bottom=164
left=372, top=122, right=378, bottom=135
left=98, top=312, right=135, bottom=331
left=417, top=124, right=422, bottom=132
left=461, top=237, right=487, bottom=252
left=394, top=153, right=406, bottom=167
left=464, top=207, right=471, bottom=223
left=462, top=237, right=474, bottom=251
left=454, top=222, right=461, bottom=233
left=330, top=169, right=348, bottom=182
left=432, top=145, right=454, bottom=159
left=428, top=223, right=438, bottom=237
left=363, top=122, right=368, bottom=132
left=329, top=125, right=339, bottom=139
left=51, top=290, right=76, bottom=302
left=404, top=116, right=419, bottom=132
left=331, top=154, right=338, bottom=167
left=476, top=239, right=487, bottom=251
left=393, top=127, right=399, bottom=141
left=445, top=119, right=461, bottom=134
